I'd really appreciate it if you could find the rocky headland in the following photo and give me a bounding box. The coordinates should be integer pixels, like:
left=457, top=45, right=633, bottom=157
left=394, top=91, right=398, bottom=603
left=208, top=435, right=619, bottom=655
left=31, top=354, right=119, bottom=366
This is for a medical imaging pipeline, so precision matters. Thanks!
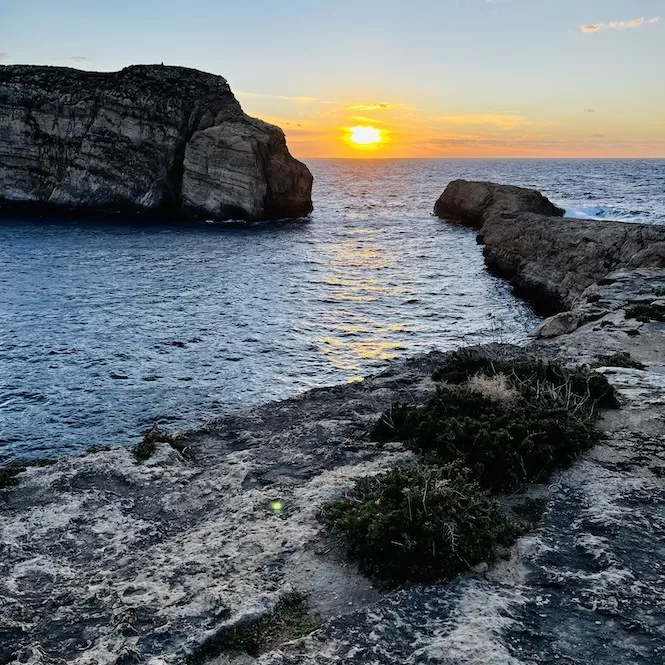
left=1, top=182, right=664, bottom=664
left=435, top=179, right=665, bottom=314
left=0, top=65, right=313, bottom=221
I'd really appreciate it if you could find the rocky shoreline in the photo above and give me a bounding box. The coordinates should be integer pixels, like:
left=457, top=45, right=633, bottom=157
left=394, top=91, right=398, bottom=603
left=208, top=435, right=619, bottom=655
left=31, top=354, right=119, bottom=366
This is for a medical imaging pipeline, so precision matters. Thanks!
left=1, top=182, right=664, bottom=664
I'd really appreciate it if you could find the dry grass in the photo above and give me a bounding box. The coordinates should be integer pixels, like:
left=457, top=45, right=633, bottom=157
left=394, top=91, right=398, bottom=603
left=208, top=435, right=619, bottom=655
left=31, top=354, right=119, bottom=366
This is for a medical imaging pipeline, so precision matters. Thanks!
left=466, top=373, right=518, bottom=403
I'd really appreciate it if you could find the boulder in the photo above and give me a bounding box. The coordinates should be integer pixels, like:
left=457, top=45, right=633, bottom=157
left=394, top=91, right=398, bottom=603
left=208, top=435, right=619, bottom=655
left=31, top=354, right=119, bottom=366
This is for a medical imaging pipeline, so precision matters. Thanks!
left=433, top=179, right=564, bottom=228
left=0, top=65, right=313, bottom=221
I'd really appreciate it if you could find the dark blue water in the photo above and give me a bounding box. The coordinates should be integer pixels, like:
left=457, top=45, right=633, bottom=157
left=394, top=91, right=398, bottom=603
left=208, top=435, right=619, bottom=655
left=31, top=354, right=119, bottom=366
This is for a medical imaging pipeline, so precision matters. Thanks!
left=1, top=159, right=664, bottom=463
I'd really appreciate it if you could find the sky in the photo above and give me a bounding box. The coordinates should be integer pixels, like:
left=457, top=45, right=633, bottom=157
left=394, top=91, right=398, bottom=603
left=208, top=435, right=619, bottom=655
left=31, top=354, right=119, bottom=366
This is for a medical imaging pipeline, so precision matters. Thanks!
left=1, top=0, right=664, bottom=158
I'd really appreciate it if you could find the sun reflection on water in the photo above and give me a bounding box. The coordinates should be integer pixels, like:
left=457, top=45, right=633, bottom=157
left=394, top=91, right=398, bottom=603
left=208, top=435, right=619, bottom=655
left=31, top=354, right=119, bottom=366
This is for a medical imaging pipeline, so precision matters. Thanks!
left=306, top=225, right=417, bottom=375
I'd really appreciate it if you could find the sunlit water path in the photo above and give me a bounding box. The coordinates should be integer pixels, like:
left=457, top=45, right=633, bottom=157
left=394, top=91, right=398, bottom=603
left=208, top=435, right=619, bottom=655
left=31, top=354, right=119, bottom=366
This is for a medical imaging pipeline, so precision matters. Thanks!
left=1, top=159, right=663, bottom=462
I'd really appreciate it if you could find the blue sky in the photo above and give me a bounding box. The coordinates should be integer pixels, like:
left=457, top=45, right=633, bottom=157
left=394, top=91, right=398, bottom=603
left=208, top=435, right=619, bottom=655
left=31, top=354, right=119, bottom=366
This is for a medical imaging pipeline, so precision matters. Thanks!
left=2, top=0, right=664, bottom=157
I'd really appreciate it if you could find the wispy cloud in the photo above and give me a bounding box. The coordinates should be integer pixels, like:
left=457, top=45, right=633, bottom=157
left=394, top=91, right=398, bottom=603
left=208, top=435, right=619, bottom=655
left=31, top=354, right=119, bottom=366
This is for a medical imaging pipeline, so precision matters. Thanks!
left=346, top=103, right=415, bottom=112
left=351, top=115, right=386, bottom=124
left=585, top=108, right=596, bottom=113
left=581, top=17, right=659, bottom=33
left=67, top=56, right=89, bottom=62
left=237, top=91, right=327, bottom=105
left=436, top=114, right=528, bottom=130
left=0, top=51, right=9, bottom=63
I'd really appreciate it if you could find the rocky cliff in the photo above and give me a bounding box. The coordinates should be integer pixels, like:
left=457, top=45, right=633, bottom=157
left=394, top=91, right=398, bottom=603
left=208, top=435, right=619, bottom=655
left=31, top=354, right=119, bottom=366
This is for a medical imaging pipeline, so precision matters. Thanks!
left=0, top=65, right=313, bottom=221
left=435, top=180, right=665, bottom=311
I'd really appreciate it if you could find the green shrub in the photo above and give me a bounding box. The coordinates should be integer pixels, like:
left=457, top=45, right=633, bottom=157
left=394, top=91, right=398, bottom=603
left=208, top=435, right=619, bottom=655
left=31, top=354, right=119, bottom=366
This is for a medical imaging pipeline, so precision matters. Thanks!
left=625, top=302, right=665, bottom=323
left=320, top=464, right=523, bottom=582
left=187, top=592, right=320, bottom=663
left=133, top=424, right=183, bottom=461
left=372, top=352, right=617, bottom=491
left=431, top=350, right=618, bottom=409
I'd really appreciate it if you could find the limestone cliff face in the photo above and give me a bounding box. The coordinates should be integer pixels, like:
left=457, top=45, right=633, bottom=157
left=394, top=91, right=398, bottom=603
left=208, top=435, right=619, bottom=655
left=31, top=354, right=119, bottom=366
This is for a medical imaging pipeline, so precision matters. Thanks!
left=0, top=65, right=313, bottom=221
left=435, top=179, right=665, bottom=311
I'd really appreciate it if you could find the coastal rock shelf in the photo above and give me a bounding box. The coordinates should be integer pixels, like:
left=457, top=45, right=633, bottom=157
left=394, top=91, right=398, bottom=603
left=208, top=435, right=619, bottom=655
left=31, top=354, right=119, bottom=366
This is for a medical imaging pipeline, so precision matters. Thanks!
left=434, top=179, right=565, bottom=229
left=0, top=65, right=313, bottom=221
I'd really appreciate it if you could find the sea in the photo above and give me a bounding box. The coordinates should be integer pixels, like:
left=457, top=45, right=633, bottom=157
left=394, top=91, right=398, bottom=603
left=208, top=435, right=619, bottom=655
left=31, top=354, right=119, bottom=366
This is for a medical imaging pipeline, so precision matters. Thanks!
left=1, top=159, right=664, bottom=463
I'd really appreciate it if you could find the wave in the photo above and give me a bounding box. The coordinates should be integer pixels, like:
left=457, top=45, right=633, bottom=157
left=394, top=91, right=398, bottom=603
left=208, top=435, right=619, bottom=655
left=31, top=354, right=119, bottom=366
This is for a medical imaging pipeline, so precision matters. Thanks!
left=564, top=205, right=614, bottom=220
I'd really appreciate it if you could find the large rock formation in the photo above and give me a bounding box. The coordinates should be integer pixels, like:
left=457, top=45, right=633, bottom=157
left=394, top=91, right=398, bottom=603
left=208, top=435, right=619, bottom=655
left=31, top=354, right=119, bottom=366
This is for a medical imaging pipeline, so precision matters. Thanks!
left=0, top=65, right=313, bottom=221
left=435, top=180, right=665, bottom=311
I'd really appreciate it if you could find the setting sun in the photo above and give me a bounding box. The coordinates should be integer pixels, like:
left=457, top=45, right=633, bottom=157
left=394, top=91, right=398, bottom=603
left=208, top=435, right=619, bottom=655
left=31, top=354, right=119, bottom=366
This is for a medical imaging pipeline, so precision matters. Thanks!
left=349, top=125, right=383, bottom=145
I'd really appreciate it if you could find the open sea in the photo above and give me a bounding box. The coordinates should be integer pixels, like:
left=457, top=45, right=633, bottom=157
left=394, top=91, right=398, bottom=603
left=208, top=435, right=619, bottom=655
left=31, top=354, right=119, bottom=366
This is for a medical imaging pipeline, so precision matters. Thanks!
left=1, top=159, right=664, bottom=463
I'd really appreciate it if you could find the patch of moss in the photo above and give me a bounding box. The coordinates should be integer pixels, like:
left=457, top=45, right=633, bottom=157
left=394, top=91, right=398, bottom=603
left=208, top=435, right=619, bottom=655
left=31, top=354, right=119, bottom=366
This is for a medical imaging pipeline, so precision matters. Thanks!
left=0, top=458, right=57, bottom=490
left=372, top=352, right=616, bottom=492
left=187, top=592, right=321, bottom=663
left=321, top=464, right=523, bottom=582
left=133, top=424, right=180, bottom=461
left=591, top=352, right=645, bottom=370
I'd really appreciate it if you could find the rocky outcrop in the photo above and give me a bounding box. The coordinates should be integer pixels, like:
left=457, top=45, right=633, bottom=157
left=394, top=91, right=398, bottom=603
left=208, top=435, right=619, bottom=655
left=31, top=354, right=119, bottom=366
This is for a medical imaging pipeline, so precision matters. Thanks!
left=480, top=213, right=665, bottom=311
left=433, top=179, right=564, bottom=228
left=0, top=352, right=441, bottom=663
left=0, top=65, right=313, bottom=221
left=435, top=180, right=665, bottom=311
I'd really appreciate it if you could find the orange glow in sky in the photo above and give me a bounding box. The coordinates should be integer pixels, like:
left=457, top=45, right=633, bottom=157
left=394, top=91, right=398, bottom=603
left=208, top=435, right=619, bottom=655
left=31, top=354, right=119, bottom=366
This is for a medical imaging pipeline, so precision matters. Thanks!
left=240, top=91, right=665, bottom=159
left=6, top=0, right=664, bottom=159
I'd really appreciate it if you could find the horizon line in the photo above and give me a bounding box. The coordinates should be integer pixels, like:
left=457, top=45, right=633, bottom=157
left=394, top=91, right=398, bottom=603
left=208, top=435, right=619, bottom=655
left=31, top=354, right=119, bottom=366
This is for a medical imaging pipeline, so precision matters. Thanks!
left=297, top=156, right=665, bottom=161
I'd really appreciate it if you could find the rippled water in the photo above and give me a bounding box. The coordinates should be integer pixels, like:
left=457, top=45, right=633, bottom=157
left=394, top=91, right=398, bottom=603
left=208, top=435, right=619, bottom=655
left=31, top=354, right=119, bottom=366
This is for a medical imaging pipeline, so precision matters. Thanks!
left=1, top=159, right=663, bottom=462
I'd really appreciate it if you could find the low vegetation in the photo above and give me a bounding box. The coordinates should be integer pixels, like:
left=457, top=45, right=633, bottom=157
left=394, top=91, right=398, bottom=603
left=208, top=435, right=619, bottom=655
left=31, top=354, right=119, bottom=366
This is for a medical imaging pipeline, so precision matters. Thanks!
left=0, top=465, right=25, bottom=490
left=0, top=458, right=56, bottom=490
left=187, top=592, right=320, bottom=663
left=625, top=301, right=665, bottom=323
left=324, top=350, right=618, bottom=582
left=371, top=352, right=616, bottom=492
left=321, top=464, right=523, bottom=582
left=133, top=424, right=184, bottom=461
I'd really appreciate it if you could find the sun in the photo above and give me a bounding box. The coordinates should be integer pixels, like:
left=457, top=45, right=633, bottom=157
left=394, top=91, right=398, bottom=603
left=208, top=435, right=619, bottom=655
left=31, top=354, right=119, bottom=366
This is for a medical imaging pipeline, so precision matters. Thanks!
left=349, top=125, right=382, bottom=145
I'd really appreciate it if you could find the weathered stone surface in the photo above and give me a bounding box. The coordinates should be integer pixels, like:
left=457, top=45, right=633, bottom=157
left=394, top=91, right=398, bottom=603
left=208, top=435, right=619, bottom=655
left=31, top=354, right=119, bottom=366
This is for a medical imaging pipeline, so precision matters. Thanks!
left=3, top=327, right=664, bottom=665
left=0, top=65, right=313, bottom=221
left=534, top=268, right=664, bottom=342
left=433, top=179, right=564, bottom=228
left=0, top=351, right=442, bottom=663
left=480, top=212, right=665, bottom=310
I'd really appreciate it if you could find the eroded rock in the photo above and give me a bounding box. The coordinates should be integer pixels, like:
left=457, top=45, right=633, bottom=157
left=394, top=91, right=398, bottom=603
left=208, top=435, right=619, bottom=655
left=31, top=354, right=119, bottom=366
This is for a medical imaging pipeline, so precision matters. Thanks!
left=434, top=180, right=665, bottom=313
left=480, top=213, right=665, bottom=310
